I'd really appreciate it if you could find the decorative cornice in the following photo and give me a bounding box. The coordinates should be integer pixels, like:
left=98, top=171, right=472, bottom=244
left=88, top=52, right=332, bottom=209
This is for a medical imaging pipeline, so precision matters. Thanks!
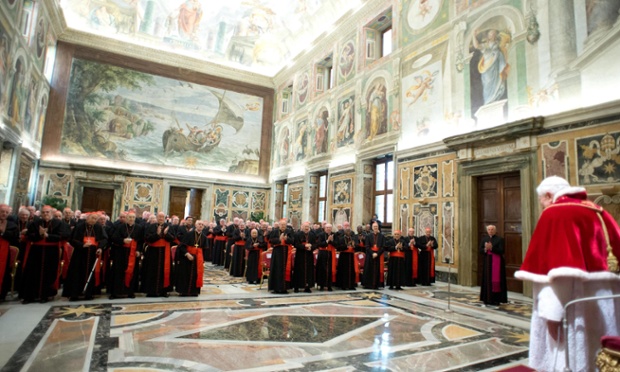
left=41, top=0, right=66, bottom=40
left=443, top=117, right=544, bottom=151
left=58, top=30, right=275, bottom=88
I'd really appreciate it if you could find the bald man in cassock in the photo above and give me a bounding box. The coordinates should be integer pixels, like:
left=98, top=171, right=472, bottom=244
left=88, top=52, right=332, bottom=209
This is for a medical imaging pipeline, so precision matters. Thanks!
left=292, top=222, right=316, bottom=293
left=175, top=220, right=206, bottom=296
left=109, top=211, right=143, bottom=299
left=386, top=230, right=407, bottom=290
left=335, top=222, right=359, bottom=290
left=143, top=212, right=175, bottom=297
left=362, top=222, right=385, bottom=290
left=315, top=223, right=337, bottom=291
left=245, top=228, right=266, bottom=284
left=415, top=227, right=438, bottom=286
left=267, top=219, right=295, bottom=294
left=63, top=212, right=108, bottom=301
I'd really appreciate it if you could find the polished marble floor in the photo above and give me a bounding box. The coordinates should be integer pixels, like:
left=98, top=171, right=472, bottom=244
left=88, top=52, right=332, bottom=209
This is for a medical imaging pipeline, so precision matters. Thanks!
left=0, top=267, right=533, bottom=371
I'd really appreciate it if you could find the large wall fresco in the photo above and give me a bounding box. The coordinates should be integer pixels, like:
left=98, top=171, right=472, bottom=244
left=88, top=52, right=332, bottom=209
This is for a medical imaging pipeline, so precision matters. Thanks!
left=59, top=58, right=264, bottom=175
left=272, top=0, right=620, bottom=180
left=59, top=0, right=360, bottom=76
left=0, top=0, right=54, bottom=206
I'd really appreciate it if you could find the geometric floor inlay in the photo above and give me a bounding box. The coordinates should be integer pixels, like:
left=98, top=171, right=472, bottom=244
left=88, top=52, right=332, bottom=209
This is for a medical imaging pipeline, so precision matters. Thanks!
left=181, top=315, right=380, bottom=343
left=0, top=268, right=533, bottom=371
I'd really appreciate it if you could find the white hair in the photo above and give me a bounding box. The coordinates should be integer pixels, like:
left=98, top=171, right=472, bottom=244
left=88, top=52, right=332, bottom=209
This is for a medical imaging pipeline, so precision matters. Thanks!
left=536, top=176, right=586, bottom=202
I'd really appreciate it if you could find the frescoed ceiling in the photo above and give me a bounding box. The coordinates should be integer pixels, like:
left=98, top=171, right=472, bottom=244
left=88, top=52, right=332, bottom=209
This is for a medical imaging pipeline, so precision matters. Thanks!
left=57, top=0, right=365, bottom=78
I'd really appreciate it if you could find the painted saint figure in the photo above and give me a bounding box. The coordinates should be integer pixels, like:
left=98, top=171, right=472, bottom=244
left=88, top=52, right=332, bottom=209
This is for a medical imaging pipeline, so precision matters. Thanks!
left=177, top=0, right=203, bottom=40
left=472, top=28, right=510, bottom=105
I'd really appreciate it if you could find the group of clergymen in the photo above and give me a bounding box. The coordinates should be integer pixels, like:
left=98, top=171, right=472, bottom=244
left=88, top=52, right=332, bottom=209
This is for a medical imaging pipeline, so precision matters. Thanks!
left=0, top=203, right=440, bottom=303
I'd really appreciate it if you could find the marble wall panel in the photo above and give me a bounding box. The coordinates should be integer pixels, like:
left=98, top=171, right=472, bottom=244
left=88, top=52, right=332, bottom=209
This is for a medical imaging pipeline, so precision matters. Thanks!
left=541, top=140, right=568, bottom=179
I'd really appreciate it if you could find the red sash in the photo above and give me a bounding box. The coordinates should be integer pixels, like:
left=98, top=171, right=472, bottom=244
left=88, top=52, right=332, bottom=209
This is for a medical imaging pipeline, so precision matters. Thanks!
left=319, top=245, right=338, bottom=282
left=410, top=243, right=419, bottom=279
left=0, top=239, right=9, bottom=290
left=391, top=251, right=405, bottom=258
left=124, top=239, right=138, bottom=287
left=151, top=239, right=171, bottom=287
left=429, top=247, right=435, bottom=277
left=187, top=246, right=204, bottom=287
left=285, top=245, right=294, bottom=282
left=344, top=247, right=360, bottom=283
left=215, top=235, right=227, bottom=242
left=84, top=237, right=101, bottom=286
left=372, top=245, right=384, bottom=283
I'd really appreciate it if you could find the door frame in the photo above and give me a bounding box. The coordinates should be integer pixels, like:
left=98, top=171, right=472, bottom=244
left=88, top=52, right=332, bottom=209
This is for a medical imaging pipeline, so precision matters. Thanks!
left=456, top=152, right=538, bottom=296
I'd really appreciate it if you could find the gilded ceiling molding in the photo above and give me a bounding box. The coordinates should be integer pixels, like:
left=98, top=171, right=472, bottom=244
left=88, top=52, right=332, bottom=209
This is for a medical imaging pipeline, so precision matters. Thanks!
left=58, top=30, right=275, bottom=88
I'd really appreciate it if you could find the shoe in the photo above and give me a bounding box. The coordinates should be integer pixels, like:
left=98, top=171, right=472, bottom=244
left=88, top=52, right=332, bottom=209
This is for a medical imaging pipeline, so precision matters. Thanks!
left=128, top=293, right=135, bottom=299
left=69, top=296, right=79, bottom=302
left=327, top=287, right=333, bottom=292
left=109, top=295, right=117, bottom=300
left=39, top=298, right=49, bottom=304
left=389, top=286, right=394, bottom=289
left=319, top=286, right=324, bottom=291
left=395, top=287, right=403, bottom=290
left=294, top=288, right=299, bottom=293
left=84, top=296, right=93, bottom=301
left=304, top=288, right=312, bottom=293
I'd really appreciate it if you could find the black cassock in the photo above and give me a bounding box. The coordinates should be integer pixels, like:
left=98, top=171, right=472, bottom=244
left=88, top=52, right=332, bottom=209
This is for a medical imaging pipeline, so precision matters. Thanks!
left=62, top=222, right=108, bottom=299
left=245, top=235, right=266, bottom=284
left=386, top=237, right=407, bottom=289
left=479, top=234, right=508, bottom=305
left=268, top=228, right=294, bottom=293
left=21, top=218, right=69, bottom=302
left=109, top=222, right=144, bottom=298
left=175, top=229, right=206, bottom=296
left=224, top=224, right=236, bottom=269
left=362, top=232, right=385, bottom=289
left=292, top=230, right=316, bottom=291
left=315, top=231, right=337, bottom=289
left=143, top=223, right=175, bottom=296
left=230, top=227, right=249, bottom=277
left=211, top=225, right=227, bottom=266
left=415, top=235, right=438, bottom=286
left=335, top=231, right=360, bottom=290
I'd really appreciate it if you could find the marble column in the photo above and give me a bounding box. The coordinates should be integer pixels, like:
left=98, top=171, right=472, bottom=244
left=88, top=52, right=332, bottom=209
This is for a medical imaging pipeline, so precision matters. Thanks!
left=139, top=1, right=156, bottom=34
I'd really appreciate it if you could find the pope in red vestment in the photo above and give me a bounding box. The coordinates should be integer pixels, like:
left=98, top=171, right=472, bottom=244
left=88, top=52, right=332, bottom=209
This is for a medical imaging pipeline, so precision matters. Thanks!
left=516, top=176, right=620, bottom=372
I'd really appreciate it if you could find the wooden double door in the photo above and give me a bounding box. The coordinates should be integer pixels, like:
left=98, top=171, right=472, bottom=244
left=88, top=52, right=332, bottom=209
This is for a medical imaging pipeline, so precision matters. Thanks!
left=169, top=187, right=203, bottom=220
left=81, top=187, right=114, bottom=217
left=477, top=172, right=523, bottom=293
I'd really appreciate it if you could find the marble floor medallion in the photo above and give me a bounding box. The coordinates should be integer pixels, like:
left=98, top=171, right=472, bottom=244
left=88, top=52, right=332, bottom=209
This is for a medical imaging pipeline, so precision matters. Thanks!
left=0, top=274, right=532, bottom=371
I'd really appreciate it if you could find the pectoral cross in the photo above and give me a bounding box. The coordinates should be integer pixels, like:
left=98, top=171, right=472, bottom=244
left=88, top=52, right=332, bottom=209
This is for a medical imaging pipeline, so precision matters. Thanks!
left=195, top=243, right=199, bottom=248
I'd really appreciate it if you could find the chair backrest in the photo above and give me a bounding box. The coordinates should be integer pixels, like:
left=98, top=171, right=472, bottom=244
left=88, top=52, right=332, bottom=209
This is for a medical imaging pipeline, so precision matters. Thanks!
left=314, top=251, right=318, bottom=265
left=261, top=251, right=272, bottom=270
left=357, top=252, right=366, bottom=268
left=171, top=245, right=177, bottom=261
